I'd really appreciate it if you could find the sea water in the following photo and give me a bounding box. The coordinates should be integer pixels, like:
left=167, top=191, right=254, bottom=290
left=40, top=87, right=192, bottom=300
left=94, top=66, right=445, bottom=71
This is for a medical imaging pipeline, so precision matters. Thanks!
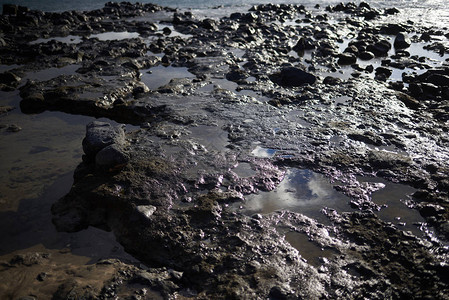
left=1, top=0, right=448, bottom=28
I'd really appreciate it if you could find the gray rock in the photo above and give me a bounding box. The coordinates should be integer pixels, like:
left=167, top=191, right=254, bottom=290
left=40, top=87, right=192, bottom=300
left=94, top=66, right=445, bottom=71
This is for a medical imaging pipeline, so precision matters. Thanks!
left=136, top=205, right=157, bottom=219
left=82, top=121, right=126, bottom=159
left=95, top=144, right=129, bottom=170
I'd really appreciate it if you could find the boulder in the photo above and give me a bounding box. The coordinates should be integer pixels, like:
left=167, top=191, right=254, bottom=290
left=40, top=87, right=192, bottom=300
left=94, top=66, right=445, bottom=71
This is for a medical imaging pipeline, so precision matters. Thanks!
left=82, top=121, right=126, bottom=160
left=338, top=53, right=357, bottom=65
left=270, top=67, right=316, bottom=87
left=95, top=144, right=129, bottom=171
left=394, top=33, right=411, bottom=49
left=367, top=40, right=391, bottom=56
left=426, top=74, right=449, bottom=87
left=359, top=51, right=375, bottom=60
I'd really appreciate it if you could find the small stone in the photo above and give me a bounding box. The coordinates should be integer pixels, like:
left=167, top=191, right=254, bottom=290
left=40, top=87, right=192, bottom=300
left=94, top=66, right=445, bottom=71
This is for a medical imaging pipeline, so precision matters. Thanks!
left=37, top=272, right=47, bottom=281
left=136, top=205, right=157, bottom=219
left=323, top=76, right=342, bottom=85
left=6, top=124, right=22, bottom=132
left=0, top=106, right=14, bottom=115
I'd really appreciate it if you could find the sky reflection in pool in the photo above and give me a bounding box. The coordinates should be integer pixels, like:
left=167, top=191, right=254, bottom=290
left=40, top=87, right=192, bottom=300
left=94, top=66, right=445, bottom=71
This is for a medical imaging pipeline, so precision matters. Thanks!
left=239, top=168, right=350, bottom=223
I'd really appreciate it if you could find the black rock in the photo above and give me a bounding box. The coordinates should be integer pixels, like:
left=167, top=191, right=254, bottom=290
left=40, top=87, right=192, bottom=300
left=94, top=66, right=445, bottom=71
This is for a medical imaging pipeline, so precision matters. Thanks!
left=226, top=69, right=249, bottom=82
left=375, top=67, right=392, bottom=78
left=3, top=4, right=18, bottom=15
left=419, top=203, right=446, bottom=218
left=292, top=38, right=306, bottom=55
left=338, top=53, right=357, bottom=65
left=394, top=33, right=411, bottom=49
left=270, top=67, right=316, bottom=87
left=0, top=71, right=21, bottom=86
left=426, top=74, right=449, bottom=87
left=359, top=51, right=375, bottom=60
left=323, top=76, right=342, bottom=85
left=367, top=40, right=391, bottom=56
left=408, top=83, right=423, bottom=98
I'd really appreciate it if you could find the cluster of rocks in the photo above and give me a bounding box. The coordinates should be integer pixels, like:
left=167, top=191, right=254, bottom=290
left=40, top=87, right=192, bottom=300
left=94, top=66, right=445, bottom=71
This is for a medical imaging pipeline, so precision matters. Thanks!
left=1, top=1, right=449, bottom=299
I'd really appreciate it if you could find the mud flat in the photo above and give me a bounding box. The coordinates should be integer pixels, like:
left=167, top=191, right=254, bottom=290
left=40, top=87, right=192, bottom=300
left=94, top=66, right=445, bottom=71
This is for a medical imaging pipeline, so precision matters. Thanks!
left=1, top=1, right=449, bottom=299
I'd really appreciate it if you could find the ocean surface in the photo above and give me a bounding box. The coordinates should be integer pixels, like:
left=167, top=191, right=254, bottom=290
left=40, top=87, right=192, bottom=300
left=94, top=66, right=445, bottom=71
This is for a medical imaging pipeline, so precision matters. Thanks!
left=0, top=0, right=448, bottom=28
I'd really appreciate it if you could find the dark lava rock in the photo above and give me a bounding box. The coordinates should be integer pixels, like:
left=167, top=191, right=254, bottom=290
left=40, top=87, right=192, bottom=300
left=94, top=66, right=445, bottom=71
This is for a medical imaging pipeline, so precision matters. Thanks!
left=394, top=32, right=412, bottom=49
left=426, top=74, right=449, bottom=87
left=226, top=68, right=249, bottom=82
left=0, top=71, right=21, bottom=86
left=375, top=67, right=392, bottom=78
left=323, top=76, right=342, bottom=85
left=368, top=40, right=392, bottom=56
left=338, top=53, right=357, bottom=65
left=359, top=51, right=375, bottom=60
left=270, top=67, right=316, bottom=87
left=2, top=4, right=18, bottom=15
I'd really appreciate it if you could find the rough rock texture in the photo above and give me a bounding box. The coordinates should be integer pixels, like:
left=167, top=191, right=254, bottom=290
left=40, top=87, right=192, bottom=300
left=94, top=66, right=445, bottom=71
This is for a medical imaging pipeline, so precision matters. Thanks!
left=1, top=1, right=449, bottom=299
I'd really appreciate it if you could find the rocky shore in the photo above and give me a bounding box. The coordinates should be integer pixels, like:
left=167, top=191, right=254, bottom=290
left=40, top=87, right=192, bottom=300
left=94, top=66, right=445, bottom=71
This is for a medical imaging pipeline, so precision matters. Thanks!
left=1, top=1, right=449, bottom=299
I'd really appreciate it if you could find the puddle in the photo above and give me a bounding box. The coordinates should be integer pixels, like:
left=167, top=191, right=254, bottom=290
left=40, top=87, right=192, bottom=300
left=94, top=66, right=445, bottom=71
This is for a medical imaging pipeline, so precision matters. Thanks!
left=288, top=50, right=300, bottom=59
left=365, top=144, right=408, bottom=156
left=251, top=145, right=277, bottom=158
left=155, top=24, right=192, bottom=39
left=229, top=48, right=246, bottom=59
left=333, top=95, right=351, bottom=105
left=188, top=124, right=229, bottom=152
left=236, top=168, right=350, bottom=223
left=358, top=176, right=424, bottom=236
left=232, top=162, right=257, bottom=178
left=284, top=231, right=337, bottom=267
left=0, top=94, right=137, bottom=212
left=0, top=170, right=136, bottom=263
left=29, top=35, right=83, bottom=45
left=338, top=36, right=449, bottom=82
left=22, top=64, right=80, bottom=83
left=89, top=31, right=140, bottom=41
left=147, top=50, right=165, bottom=58
left=140, top=65, right=195, bottom=90
left=211, top=78, right=239, bottom=92
left=0, top=64, right=21, bottom=73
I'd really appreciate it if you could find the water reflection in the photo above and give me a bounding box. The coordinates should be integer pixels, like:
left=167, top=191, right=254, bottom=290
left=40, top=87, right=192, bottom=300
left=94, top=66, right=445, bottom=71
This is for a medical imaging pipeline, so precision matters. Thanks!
left=29, top=35, right=83, bottom=45
left=239, top=168, right=350, bottom=223
left=359, top=176, right=424, bottom=236
left=140, top=65, right=195, bottom=90
left=251, top=145, right=277, bottom=158
left=285, top=231, right=337, bottom=267
left=89, top=31, right=140, bottom=41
